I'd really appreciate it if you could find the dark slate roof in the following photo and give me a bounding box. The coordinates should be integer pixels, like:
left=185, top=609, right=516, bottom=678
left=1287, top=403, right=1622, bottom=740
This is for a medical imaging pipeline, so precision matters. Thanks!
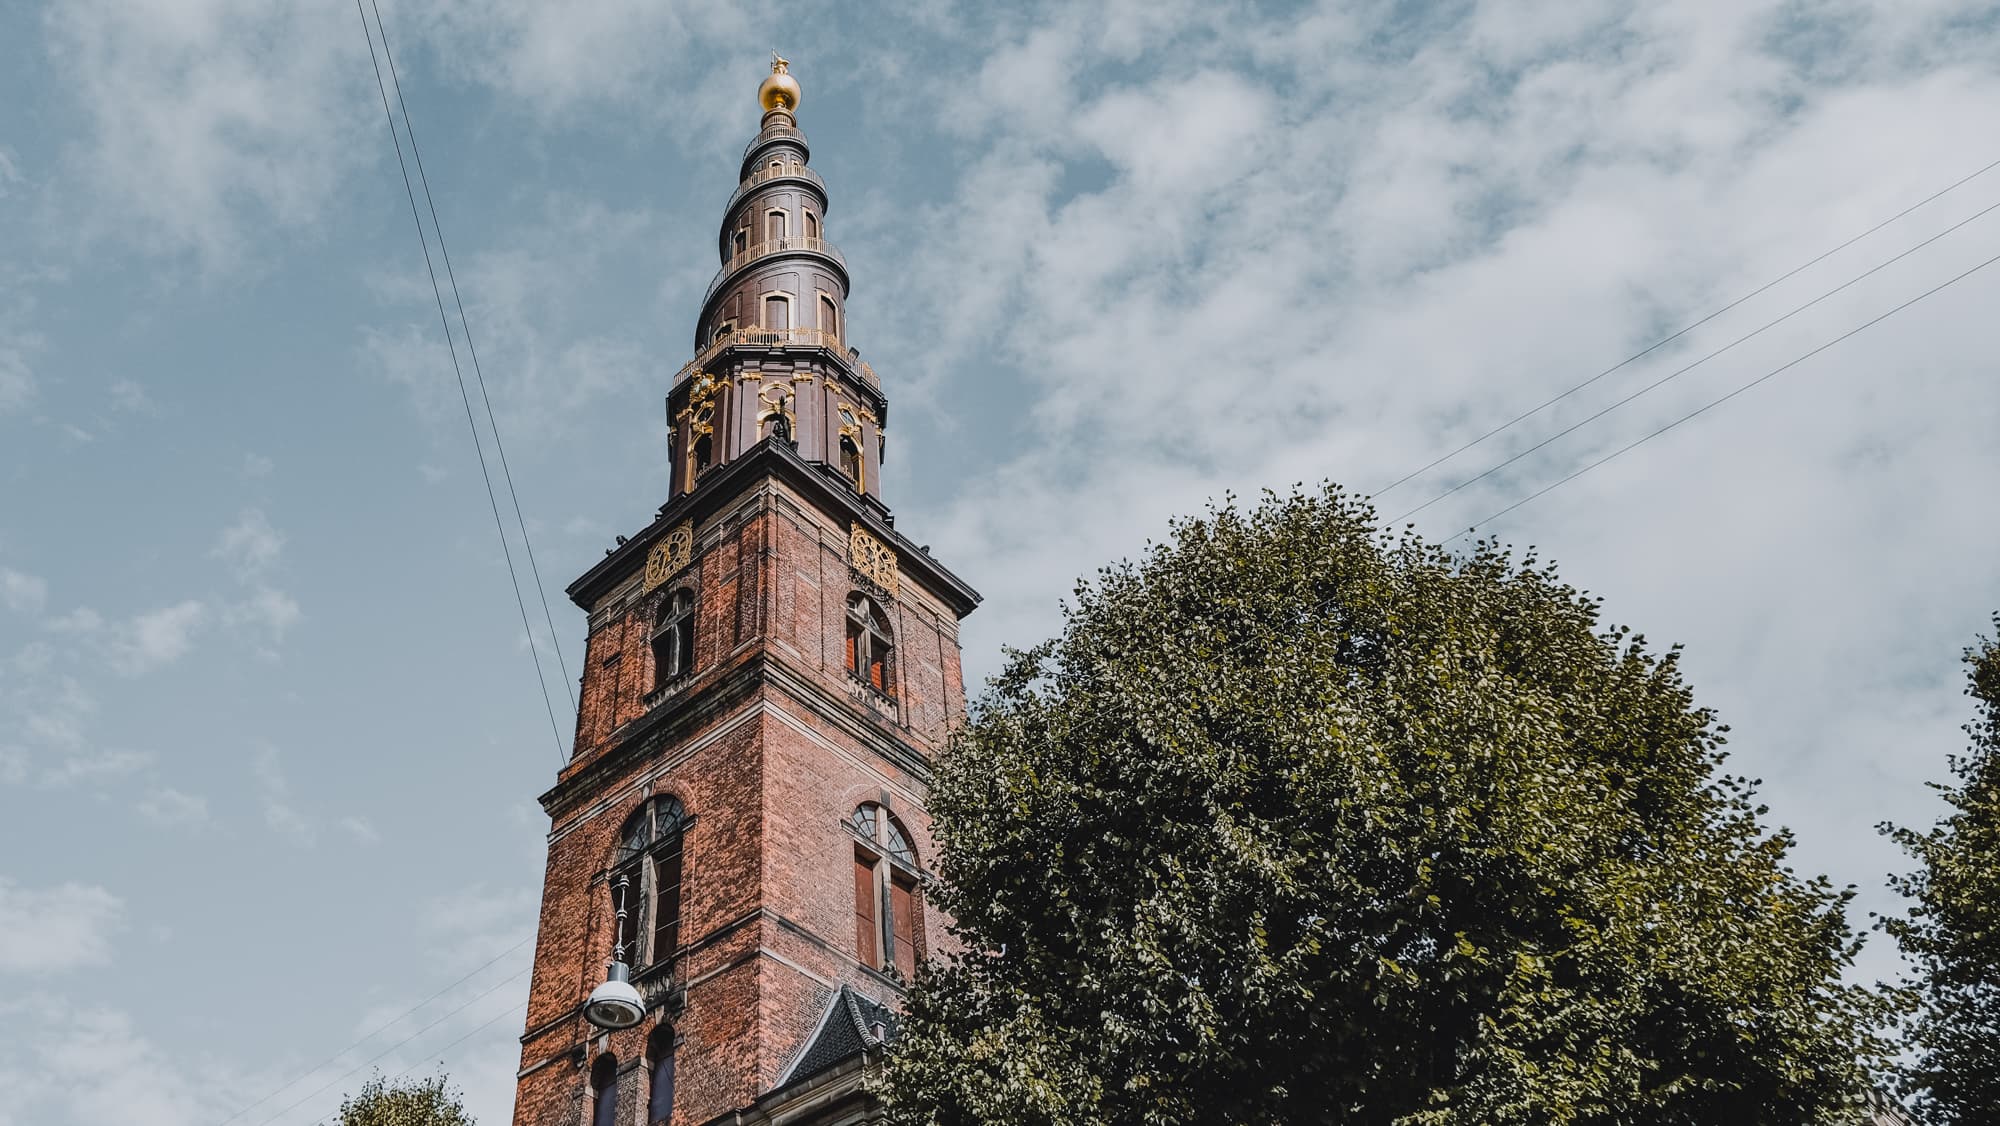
left=783, top=985, right=899, bottom=1085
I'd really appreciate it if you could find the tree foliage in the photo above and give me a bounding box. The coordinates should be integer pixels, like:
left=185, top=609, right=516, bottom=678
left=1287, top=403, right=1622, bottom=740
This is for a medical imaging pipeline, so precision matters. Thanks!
left=1884, top=615, right=2000, bottom=1124
left=884, top=486, right=1890, bottom=1126
left=337, top=1073, right=475, bottom=1126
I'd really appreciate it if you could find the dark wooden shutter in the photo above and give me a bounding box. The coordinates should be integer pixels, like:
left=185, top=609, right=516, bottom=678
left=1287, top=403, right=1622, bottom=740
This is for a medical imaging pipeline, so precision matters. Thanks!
left=889, top=875, right=918, bottom=978
left=652, top=841, right=682, bottom=961
left=853, top=853, right=878, bottom=966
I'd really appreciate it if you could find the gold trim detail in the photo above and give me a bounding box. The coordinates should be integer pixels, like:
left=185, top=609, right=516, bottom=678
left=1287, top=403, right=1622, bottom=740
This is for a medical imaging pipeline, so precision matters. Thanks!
left=644, top=522, right=695, bottom=592
left=849, top=525, right=899, bottom=596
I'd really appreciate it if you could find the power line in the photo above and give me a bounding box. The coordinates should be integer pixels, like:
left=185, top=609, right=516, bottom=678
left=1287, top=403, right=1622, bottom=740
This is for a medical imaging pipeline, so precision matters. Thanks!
left=1449, top=242, right=2000, bottom=540
left=353, top=0, right=569, bottom=764
left=241, top=962, right=534, bottom=1126
left=369, top=0, right=577, bottom=717
left=214, top=934, right=534, bottom=1126
left=1367, top=154, right=2000, bottom=503
left=307, top=999, right=531, bottom=1126
left=1384, top=189, right=2000, bottom=527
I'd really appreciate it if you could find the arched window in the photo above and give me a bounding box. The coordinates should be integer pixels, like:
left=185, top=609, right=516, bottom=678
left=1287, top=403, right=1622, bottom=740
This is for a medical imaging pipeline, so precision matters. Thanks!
left=765, top=209, right=787, bottom=241
left=712, top=320, right=734, bottom=344
left=590, top=1053, right=619, bottom=1126
left=838, top=435, right=863, bottom=491
left=731, top=228, right=748, bottom=258
left=652, top=589, right=695, bottom=687
left=849, top=802, right=920, bottom=979
left=613, top=796, right=690, bottom=970
left=646, top=1026, right=676, bottom=1125
left=818, top=294, right=838, bottom=338
left=844, top=593, right=892, bottom=695
left=763, top=294, right=790, bottom=331
left=804, top=210, right=819, bottom=239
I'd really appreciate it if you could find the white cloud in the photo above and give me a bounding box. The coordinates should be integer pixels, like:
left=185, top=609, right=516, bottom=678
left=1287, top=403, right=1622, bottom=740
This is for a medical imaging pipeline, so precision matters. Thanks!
left=0, top=568, right=46, bottom=614
left=137, top=788, right=209, bottom=830
left=338, top=815, right=380, bottom=846
left=252, top=746, right=311, bottom=845
left=45, top=607, right=103, bottom=635
left=210, top=509, right=282, bottom=579
left=241, top=452, right=273, bottom=478
left=0, top=346, right=31, bottom=415
left=107, top=377, right=152, bottom=413
left=41, top=749, right=154, bottom=788
left=0, top=879, right=122, bottom=973
left=109, top=600, right=205, bottom=676
left=0, top=995, right=239, bottom=1126
left=224, top=587, right=302, bottom=648
left=43, top=0, right=374, bottom=268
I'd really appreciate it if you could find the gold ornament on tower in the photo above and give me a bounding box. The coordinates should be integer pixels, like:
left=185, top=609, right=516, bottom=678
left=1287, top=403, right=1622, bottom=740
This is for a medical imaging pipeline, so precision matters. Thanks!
left=759, top=54, right=801, bottom=113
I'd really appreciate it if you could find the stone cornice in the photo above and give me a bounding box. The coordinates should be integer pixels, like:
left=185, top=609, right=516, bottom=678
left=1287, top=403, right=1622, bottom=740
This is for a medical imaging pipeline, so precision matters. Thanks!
left=565, top=438, right=981, bottom=619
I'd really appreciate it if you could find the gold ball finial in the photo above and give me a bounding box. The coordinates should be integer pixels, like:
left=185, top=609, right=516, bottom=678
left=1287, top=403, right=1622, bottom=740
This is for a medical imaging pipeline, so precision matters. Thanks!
left=758, top=53, right=801, bottom=114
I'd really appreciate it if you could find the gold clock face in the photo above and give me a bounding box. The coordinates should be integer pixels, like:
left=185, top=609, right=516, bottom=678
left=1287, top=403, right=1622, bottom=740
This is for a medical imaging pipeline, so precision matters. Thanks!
left=644, top=522, right=695, bottom=592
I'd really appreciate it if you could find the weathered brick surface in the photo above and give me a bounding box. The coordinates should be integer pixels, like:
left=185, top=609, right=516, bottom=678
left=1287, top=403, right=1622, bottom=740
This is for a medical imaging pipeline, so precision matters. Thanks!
left=513, top=475, right=969, bottom=1126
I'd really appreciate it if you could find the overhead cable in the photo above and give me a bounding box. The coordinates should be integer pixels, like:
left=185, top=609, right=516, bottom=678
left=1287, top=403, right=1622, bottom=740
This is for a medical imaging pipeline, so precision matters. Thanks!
left=1385, top=191, right=2000, bottom=527
left=1368, top=154, right=2000, bottom=503
left=354, top=0, right=570, bottom=763
left=369, top=0, right=577, bottom=717
left=1452, top=244, right=2000, bottom=539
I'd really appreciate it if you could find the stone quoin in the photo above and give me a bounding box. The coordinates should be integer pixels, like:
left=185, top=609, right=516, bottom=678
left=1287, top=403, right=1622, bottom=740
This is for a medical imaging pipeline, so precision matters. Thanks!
left=510, top=57, right=979, bottom=1126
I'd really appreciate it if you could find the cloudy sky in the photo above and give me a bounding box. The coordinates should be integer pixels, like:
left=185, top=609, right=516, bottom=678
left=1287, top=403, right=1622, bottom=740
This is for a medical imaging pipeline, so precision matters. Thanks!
left=3, top=1, right=1998, bottom=1123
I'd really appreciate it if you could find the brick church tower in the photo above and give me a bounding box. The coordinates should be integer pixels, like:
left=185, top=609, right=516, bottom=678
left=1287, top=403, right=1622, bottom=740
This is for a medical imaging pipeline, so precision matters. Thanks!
left=511, top=59, right=979, bottom=1126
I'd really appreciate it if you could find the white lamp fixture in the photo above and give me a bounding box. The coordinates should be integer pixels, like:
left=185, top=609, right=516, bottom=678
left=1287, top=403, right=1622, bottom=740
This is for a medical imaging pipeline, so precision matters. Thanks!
left=584, top=875, right=647, bottom=1030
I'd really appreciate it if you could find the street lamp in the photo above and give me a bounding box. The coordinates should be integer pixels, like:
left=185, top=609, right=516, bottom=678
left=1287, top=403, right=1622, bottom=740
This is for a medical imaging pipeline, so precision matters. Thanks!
left=584, top=874, right=646, bottom=1030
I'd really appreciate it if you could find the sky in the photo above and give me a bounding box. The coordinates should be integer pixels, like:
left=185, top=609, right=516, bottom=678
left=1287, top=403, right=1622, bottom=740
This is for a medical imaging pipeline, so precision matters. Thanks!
left=2, top=1, right=1998, bottom=1123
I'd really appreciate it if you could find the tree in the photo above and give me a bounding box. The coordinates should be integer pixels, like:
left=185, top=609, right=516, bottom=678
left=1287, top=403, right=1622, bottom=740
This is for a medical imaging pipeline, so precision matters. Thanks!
left=1883, top=615, right=2000, bottom=1124
left=884, top=486, right=1891, bottom=1126
left=337, top=1073, right=475, bottom=1126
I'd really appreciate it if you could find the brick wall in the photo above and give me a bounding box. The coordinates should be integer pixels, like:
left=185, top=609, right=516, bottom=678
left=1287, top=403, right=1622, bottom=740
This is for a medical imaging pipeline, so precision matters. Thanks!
left=512, top=472, right=969, bottom=1126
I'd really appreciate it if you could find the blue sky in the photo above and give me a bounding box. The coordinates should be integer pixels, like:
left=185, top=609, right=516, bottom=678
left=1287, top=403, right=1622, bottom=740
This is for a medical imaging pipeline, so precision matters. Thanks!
left=3, top=2, right=2000, bottom=1123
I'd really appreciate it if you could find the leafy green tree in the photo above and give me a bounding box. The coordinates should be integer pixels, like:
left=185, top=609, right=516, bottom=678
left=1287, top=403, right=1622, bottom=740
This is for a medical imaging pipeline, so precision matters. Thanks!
left=337, top=1072, right=474, bottom=1126
left=1883, top=615, right=2000, bottom=1124
left=884, top=486, right=1891, bottom=1126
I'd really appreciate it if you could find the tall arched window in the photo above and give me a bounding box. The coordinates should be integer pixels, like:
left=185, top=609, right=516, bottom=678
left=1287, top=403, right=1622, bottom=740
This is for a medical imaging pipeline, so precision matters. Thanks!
left=590, top=1053, right=619, bottom=1126
left=844, top=593, right=892, bottom=696
left=653, top=589, right=695, bottom=687
left=818, top=294, right=838, bottom=338
left=765, top=209, right=787, bottom=241
left=613, top=796, right=690, bottom=970
left=763, top=294, right=790, bottom=331
left=849, top=802, right=920, bottom=979
left=646, top=1026, right=677, bottom=1125
left=804, top=210, right=819, bottom=239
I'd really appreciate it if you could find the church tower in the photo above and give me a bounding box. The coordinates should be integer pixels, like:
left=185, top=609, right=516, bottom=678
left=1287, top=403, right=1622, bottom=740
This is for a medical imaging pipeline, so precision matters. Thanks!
left=511, top=60, right=979, bottom=1126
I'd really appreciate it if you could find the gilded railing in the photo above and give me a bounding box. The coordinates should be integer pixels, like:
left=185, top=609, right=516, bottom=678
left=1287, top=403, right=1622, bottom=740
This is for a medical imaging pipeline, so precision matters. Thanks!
left=672, top=327, right=879, bottom=389
left=724, top=163, right=826, bottom=218
left=702, top=236, right=847, bottom=305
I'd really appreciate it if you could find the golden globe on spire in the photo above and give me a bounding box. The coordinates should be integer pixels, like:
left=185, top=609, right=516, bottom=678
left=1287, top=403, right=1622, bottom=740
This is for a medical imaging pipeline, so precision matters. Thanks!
left=758, top=53, right=801, bottom=114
